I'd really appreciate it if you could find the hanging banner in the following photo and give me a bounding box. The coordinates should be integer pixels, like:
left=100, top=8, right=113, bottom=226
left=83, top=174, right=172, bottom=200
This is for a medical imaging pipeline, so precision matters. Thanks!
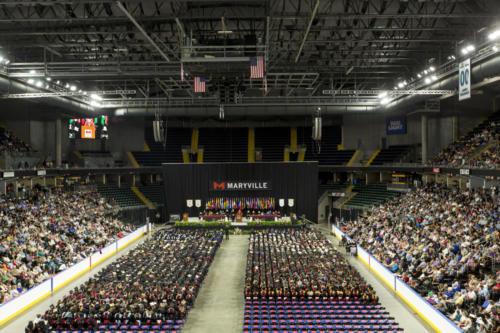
left=386, top=116, right=407, bottom=135
left=459, top=58, right=471, bottom=101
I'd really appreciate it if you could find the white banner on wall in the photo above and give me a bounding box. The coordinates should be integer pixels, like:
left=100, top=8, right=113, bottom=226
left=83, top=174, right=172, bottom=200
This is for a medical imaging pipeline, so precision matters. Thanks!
left=459, top=58, right=471, bottom=101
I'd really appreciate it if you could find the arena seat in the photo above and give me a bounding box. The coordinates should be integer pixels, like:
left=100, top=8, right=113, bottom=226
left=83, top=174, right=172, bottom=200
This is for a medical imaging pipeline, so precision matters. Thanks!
left=135, top=185, right=164, bottom=207
left=431, top=109, right=500, bottom=167
left=97, top=184, right=146, bottom=208
left=244, top=230, right=403, bottom=333
left=370, top=145, right=411, bottom=165
left=344, top=184, right=399, bottom=209
left=31, top=230, right=222, bottom=333
left=255, top=127, right=290, bottom=161
left=199, top=127, right=248, bottom=162
left=298, top=126, right=355, bottom=165
left=132, top=127, right=191, bottom=166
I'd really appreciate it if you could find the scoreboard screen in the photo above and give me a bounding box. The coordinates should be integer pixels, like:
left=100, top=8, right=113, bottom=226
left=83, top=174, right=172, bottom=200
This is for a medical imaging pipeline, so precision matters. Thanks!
left=69, top=116, right=109, bottom=140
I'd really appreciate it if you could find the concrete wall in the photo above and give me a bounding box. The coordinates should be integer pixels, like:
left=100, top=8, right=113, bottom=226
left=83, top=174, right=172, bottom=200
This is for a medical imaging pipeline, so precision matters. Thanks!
left=2, top=118, right=144, bottom=161
left=342, top=112, right=437, bottom=160
left=342, top=98, right=495, bottom=161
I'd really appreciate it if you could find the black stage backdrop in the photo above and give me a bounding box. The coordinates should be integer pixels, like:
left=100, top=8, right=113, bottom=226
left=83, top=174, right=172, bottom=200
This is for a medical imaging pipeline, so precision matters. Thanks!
left=162, top=162, right=318, bottom=221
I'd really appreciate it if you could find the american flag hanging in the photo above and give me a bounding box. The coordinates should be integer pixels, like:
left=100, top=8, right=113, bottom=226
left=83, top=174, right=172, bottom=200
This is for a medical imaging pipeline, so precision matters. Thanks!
left=180, top=63, right=184, bottom=81
left=194, top=76, right=206, bottom=93
left=250, top=56, right=264, bottom=78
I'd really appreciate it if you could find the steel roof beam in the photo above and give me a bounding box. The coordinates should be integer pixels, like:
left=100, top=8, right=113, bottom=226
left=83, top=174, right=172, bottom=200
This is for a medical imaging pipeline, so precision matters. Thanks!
left=115, top=1, right=171, bottom=62
left=294, top=0, right=320, bottom=63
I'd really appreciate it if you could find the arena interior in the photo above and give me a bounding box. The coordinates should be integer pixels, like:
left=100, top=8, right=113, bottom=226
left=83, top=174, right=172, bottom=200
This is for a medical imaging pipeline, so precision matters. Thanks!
left=0, top=1, right=500, bottom=333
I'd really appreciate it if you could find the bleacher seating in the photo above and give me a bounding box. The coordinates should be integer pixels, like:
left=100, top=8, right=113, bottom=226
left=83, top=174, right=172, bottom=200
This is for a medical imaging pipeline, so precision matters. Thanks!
left=298, top=126, right=355, bottom=165
left=344, top=184, right=399, bottom=209
left=199, top=127, right=247, bottom=162
left=431, top=109, right=500, bottom=167
left=136, top=184, right=164, bottom=207
left=243, top=299, right=403, bottom=333
left=132, top=127, right=191, bottom=166
left=370, top=145, right=411, bottom=165
left=255, top=127, right=289, bottom=161
left=97, top=185, right=145, bottom=208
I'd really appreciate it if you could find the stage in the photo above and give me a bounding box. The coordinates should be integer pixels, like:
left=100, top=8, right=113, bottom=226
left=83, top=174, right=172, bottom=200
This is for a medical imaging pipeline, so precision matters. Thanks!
left=162, top=162, right=318, bottom=222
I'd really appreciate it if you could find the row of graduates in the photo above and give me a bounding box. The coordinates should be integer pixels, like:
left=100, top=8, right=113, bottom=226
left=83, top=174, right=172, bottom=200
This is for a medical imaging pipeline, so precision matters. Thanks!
left=26, top=229, right=223, bottom=333
left=244, top=229, right=379, bottom=304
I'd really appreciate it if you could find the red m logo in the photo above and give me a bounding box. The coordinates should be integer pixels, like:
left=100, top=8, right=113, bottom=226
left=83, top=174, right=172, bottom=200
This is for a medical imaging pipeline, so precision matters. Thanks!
left=213, top=182, right=226, bottom=190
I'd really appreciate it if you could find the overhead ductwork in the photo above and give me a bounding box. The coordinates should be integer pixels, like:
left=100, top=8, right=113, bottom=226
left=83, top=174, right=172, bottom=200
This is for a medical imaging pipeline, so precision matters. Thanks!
left=113, top=105, right=375, bottom=117
left=0, top=76, right=95, bottom=116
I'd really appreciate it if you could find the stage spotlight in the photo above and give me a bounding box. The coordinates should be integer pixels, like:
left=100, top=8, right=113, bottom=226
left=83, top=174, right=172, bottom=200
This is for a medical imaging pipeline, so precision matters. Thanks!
left=380, top=97, right=390, bottom=105
left=35, top=81, right=43, bottom=88
left=70, top=85, right=77, bottom=91
left=27, top=79, right=34, bottom=84
left=425, top=77, right=431, bottom=84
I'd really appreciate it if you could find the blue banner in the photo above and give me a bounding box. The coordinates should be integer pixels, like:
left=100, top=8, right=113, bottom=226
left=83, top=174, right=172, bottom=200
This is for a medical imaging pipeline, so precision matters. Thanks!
left=386, top=117, right=406, bottom=135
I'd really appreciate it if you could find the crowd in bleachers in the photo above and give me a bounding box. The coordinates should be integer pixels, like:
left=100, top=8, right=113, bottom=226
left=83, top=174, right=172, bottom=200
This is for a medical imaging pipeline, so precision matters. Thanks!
left=0, top=128, right=31, bottom=154
left=245, top=229, right=379, bottom=303
left=0, top=187, right=131, bottom=305
left=471, top=144, right=500, bottom=169
left=26, top=229, right=222, bottom=332
left=431, top=120, right=499, bottom=169
left=343, top=184, right=500, bottom=332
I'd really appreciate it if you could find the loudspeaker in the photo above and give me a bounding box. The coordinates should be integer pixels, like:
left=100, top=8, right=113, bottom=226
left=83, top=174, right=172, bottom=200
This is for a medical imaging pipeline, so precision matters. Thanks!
left=153, top=120, right=166, bottom=143
left=312, top=117, right=322, bottom=141
left=153, top=120, right=160, bottom=142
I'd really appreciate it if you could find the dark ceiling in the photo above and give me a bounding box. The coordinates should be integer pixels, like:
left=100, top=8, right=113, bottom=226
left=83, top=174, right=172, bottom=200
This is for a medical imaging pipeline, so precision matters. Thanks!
left=0, top=0, right=499, bottom=114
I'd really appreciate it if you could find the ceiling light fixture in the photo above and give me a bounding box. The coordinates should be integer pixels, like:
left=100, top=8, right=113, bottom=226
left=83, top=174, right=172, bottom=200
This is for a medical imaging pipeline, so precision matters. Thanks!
left=489, top=29, right=500, bottom=41
left=378, top=91, right=388, bottom=99
left=90, top=94, right=103, bottom=101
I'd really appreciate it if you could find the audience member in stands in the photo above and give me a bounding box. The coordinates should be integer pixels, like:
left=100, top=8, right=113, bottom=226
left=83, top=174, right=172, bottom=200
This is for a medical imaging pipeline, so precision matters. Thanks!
left=344, top=184, right=500, bottom=332
left=27, top=229, right=222, bottom=332
left=245, top=229, right=379, bottom=303
left=0, top=187, right=131, bottom=305
left=0, top=128, right=32, bottom=154
left=431, top=120, right=499, bottom=168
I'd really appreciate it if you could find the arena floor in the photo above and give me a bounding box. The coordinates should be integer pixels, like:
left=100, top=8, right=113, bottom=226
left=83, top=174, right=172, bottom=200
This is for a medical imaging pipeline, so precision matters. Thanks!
left=0, top=226, right=434, bottom=333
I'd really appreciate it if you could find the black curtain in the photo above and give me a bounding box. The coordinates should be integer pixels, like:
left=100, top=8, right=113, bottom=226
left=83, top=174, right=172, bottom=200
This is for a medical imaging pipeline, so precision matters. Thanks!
left=163, top=162, right=318, bottom=221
